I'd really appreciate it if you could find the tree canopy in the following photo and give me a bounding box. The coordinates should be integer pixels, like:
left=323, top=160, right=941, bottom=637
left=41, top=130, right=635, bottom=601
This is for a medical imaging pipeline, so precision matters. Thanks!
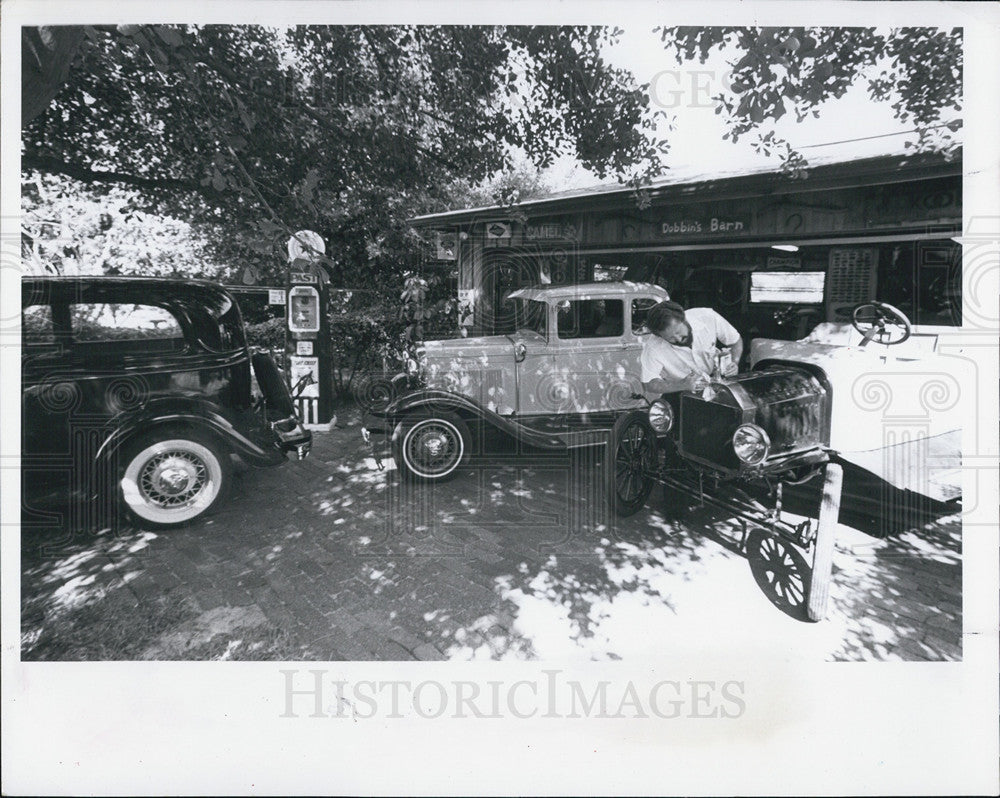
left=23, top=24, right=667, bottom=284
left=659, top=26, right=962, bottom=171
left=23, top=24, right=963, bottom=284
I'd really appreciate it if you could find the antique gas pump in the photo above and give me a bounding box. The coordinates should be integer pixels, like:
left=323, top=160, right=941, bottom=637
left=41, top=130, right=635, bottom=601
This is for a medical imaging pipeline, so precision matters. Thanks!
left=286, top=231, right=335, bottom=427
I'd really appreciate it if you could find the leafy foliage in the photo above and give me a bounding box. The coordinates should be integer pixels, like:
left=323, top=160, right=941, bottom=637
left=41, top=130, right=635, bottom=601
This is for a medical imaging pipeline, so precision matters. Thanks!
left=23, top=24, right=670, bottom=386
left=659, top=27, right=962, bottom=171
left=435, top=156, right=553, bottom=215
left=244, top=316, right=286, bottom=351
left=21, top=172, right=227, bottom=277
left=23, top=24, right=667, bottom=287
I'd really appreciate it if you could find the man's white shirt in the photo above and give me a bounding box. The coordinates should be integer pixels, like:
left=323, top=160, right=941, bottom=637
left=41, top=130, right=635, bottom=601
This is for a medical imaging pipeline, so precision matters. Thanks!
left=639, top=307, right=741, bottom=384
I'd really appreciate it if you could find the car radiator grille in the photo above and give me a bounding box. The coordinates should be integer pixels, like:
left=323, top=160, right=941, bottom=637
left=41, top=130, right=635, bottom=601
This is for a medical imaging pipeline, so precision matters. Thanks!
left=680, top=395, right=742, bottom=470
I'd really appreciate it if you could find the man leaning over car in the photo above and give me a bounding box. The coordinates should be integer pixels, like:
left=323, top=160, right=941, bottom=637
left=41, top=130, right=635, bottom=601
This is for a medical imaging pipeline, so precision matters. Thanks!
left=640, top=300, right=743, bottom=398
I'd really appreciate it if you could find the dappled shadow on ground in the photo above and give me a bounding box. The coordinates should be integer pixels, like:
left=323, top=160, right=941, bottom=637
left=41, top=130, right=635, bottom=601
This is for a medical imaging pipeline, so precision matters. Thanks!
left=21, top=417, right=961, bottom=661
left=21, top=522, right=169, bottom=659
left=825, top=513, right=962, bottom=661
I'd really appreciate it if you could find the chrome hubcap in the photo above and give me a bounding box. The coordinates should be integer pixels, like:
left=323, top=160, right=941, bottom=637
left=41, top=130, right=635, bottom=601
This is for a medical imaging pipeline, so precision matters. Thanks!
left=140, top=452, right=207, bottom=507
left=419, top=431, right=449, bottom=459
left=404, top=420, right=463, bottom=477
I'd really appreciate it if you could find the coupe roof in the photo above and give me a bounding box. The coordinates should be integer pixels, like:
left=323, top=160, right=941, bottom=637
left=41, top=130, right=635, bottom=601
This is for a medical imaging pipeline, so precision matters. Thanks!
left=507, top=281, right=669, bottom=302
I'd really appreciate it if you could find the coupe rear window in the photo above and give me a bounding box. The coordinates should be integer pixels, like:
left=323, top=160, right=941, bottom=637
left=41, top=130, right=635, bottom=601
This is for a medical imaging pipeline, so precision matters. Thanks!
left=631, top=298, right=660, bottom=333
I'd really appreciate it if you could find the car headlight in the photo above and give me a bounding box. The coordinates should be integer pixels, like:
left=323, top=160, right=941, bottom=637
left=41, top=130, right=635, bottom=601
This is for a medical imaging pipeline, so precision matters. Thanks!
left=648, top=399, right=674, bottom=433
left=732, top=424, right=770, bottom=464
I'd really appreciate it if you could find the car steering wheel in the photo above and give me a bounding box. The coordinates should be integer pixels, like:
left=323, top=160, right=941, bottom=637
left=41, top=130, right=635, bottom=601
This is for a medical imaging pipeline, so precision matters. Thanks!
left=851, top=301, right=912, bottom=347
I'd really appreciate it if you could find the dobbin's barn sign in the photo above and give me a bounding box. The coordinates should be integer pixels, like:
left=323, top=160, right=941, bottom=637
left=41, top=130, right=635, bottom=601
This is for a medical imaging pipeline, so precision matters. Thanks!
left=661, top=217, right=748, bottom=235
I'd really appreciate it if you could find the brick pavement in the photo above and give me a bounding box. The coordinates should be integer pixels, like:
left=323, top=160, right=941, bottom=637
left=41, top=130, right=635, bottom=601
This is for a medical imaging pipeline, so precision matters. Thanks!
left=21, top=408, right=963, bottom=661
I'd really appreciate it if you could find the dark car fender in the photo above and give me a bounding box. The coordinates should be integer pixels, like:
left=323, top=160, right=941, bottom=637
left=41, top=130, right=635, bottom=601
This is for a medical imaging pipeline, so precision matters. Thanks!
left=372, top=389, right=571, bottom=450
left=95, top=396, right=288, bottom=476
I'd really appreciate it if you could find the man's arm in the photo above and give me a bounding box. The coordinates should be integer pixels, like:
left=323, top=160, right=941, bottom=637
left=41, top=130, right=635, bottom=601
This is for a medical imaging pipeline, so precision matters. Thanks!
left=713, top=310, right=743, bottom=375
left=643, top=372, right=706, bottom=396
left=725, top=338, right=743, bottom=367
left=641, top=337, right=707, bottom=397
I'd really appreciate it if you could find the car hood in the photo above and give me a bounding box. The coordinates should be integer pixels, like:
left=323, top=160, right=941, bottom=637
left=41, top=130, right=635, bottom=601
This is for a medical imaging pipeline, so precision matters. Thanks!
left=418, top=335, right=520, bottom=412
left=420, top=335, right=516, bottom=363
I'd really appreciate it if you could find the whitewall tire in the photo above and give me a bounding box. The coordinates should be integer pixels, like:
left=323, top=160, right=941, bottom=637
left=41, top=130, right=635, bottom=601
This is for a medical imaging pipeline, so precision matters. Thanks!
left=119, top=434, right=230, bottom=527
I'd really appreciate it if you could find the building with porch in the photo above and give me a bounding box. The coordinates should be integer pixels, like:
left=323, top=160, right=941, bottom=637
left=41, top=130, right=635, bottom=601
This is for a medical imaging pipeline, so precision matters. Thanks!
left=410, top=152, right=961, bottom=343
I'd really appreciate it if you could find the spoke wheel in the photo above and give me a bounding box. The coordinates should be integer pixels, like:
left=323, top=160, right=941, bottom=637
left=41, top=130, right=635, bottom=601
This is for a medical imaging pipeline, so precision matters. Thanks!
left=606, top=411, right=657, bottom=516
left=120, top=433, right=230, bottom=528
left=754, top=535, right=807, bottom=608
left=392, top=413, right=471, bottom=482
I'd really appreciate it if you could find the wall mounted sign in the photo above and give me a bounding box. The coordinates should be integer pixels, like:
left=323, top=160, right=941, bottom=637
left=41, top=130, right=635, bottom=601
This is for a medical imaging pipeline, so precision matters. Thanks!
left=457, top=289, right=475, bottom=327
left=434, top=231, right=457, bottom=260
left=486, top=222, right=512, bottom=239
left=524, top=221, right=578, bottom=241
left=525, top=222, right=564, bottom=240
left=661, top=217, right=749, bottom=235
left=296, top=340, right=313, bottom=356
left=268, top=289, right=286, bottom=305
left=863, top=181, right=960, bottom=226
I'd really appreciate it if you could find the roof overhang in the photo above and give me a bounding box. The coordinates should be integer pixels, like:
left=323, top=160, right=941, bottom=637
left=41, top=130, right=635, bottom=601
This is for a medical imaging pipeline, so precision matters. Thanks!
left=410, top=152, right=962, bottom=228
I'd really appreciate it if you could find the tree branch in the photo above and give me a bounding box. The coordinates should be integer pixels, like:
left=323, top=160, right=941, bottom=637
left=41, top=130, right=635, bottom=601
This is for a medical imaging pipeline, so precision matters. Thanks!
left=22, top=27, right=87, bottom=125
left=22, top=153, right=214, bottom=197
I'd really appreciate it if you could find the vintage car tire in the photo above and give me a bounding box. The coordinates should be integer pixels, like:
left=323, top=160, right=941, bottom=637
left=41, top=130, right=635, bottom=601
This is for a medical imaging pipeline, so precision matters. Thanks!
left=118, top=431, right=232, bottom=528
left=392, top=412, right=472, bottom=483
left=606, top=410, right=657, bottom=517
left=806, top=462, right=844, bottom=622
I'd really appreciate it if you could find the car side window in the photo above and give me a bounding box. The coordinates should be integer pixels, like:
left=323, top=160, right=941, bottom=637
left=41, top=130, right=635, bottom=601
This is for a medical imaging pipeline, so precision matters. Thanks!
left=631, top=298, right=660, bottom=333
left=69, top=303, right=184, bottom=349
left=22, top=304, right=55, bottom=345
left=557, top=299, right=623, bottom=340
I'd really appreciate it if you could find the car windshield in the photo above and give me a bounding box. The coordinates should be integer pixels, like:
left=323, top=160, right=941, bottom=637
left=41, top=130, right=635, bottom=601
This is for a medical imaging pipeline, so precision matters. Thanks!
left=513, top=298, right=547, bottom=337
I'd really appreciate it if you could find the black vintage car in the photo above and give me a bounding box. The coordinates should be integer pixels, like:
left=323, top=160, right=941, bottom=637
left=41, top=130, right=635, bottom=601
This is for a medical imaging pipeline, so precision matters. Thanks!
left=22, top=276, right=311, bottom=528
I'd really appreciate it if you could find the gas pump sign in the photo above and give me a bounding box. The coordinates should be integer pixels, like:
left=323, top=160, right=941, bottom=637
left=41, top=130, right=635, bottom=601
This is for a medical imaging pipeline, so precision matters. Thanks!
left=289, top=356, right=320, bottom=398
left=288, top=286, right=320, bottom=333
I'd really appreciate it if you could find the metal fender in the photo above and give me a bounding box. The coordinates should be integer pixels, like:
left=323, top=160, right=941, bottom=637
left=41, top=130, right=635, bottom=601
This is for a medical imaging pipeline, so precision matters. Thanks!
left=95, top=397, right=286, bottom=472
left=384, top=389, right=570, bottom=450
